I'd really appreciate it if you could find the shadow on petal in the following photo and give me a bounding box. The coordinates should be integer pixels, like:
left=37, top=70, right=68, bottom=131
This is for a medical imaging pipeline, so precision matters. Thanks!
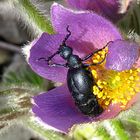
left=51, top=3, right=122, bottom=53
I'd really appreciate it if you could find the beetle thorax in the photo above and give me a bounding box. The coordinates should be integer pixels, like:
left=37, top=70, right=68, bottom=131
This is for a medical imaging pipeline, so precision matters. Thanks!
left=68, top=55, right=82, bottom=68
left=59, top=45, right=82, bottom=68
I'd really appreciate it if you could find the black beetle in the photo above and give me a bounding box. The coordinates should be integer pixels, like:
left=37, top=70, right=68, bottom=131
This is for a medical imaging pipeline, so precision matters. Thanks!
left=39, top=26, right=109, bottom=116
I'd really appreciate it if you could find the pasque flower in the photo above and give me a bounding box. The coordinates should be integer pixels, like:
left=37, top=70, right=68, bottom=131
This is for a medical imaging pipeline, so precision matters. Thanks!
left=24, top=3, right=140, bottom=133
left=65, top=0, right=131, bottom=22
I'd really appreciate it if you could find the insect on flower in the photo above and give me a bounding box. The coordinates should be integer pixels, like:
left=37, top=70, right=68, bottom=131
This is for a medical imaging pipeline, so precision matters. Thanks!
left=25, top=4, right=140, bottom=132
left=38, top=26, right=111, bottom=116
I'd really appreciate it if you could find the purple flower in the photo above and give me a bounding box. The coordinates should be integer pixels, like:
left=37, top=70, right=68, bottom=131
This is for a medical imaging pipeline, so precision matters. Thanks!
left=24, top=3, right=140, bottom=133
left=65, top=0, right=131, bottom=22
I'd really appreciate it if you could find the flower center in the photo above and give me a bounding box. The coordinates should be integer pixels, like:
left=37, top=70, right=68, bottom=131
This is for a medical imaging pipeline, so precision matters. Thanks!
left=89, top=48, right=140, bottom=109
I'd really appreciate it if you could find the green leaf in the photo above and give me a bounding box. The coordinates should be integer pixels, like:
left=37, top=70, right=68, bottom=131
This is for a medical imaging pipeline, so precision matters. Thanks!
left=0, top=85, right=33, bottom=132
left=71, top=103, right=140, bottom=140
left=3, top=67, right=45, bottom=89
left=2, top=58, right=53, bottom=90
left=18, top=0, right=54, bottom=34
left=118, top=3, right=140, bottom=35
left=72, top=123, right=110, bottom=140
left=0, top=85, right=68, bottom=140
left=25, top=117, right=70, bottom=140
left=2, top=0, right=55, bottom=37
left=103, top=120, right=130, bottom=140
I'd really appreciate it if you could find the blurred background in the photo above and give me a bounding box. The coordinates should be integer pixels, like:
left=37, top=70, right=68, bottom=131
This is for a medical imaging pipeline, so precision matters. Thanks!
left=0, top=1, right=62, bottom=140
left=0, top=0, right=140, bottom=140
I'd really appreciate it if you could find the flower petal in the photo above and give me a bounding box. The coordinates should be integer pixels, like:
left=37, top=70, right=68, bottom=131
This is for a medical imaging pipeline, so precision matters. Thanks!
left=66, top=0, right=122, bottom=22
left=32, top=84, right=90, bottom=133
left=95, top=103, right=122, bottom=120
left=134, top=57, right=140, bottom=68
left=32, top=84, right=126, bottom=133
left=106, top=40, right=140, bottom=71
left=29, top=33, right=69, bottom=83
left=51, top=3, right=122, bottom=58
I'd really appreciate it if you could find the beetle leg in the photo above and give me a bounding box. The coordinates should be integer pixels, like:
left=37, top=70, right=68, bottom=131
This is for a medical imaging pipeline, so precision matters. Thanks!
left=48, top=62, right=68, bottom=68
left=83, top=53, right=106, bottom=67
left=47, top=52, right=59, bottom=61
left=37, top=50, right=60, bottom=65
left=61, top=25, right=71, bottom=46
left=82, top=49, right=103, bottom=61
left=82, top=41, right=112, bottom=61
left=38, top=57, right=67, bottom=67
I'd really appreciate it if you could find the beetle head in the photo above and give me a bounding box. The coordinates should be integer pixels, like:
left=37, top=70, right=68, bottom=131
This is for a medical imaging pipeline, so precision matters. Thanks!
left=59, top=45, right=73, bottom=60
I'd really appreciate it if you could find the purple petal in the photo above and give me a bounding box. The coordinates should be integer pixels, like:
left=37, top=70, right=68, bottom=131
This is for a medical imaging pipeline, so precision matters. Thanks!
left=66, top=0, right=123, bottom=22
left=51, top=3, right=122, bottom=58
left=95, top=103, right=122, bottom=120
left=32, top=84, right=127, bottom=132
left=106, top=40, right=140, bottom=71
left=29, top=33, right=69, bottom=83
left=32, top=84, right=90, bottom=133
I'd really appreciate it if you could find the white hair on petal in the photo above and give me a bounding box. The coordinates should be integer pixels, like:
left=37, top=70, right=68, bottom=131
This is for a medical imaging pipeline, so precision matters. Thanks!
left=52, top=2, right=95, bottom=15
left=29, top=114, right=63, bottom=133
left=22, top=32, right=42, bottom=62
left=22, top=42, right=32, bottom=62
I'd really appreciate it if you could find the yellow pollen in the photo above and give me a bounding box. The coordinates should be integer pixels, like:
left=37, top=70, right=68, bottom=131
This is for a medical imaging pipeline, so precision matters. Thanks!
left=105, top=101, right=110, bottom=105
left=96, top=54, right=101, bottom=59
left=102, top=95, right=107, bottom=100
left=93, top=86, right=100, bottom=95
left=129, top=70, right=133, bottom=73
left=115, top=75, right=120, bottom=81
left=129, top=76, right=134, bottom=80
left=137, top=68, right=140, bottom=72
left=129, top=87, right=134, bottom=92
left=93, top=59, right=99, bottom=63
left=91, top=70, right=98, bottom=78
left=127, top=80, right=131, bottom=84
left=97, top=91, right=103, bottom=98
left=127, top=96, right=131, bottom=100
left=89, top=48, right=140, bottom=109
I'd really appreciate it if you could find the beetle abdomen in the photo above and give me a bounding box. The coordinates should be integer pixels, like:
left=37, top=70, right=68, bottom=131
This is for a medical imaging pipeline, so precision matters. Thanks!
left=67, top=67, right=103, bottom=116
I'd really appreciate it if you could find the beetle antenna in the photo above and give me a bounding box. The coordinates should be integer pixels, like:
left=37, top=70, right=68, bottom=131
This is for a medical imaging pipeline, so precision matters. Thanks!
left=38, top=57, right=47, bottom=61
left=61, top=25, right=71, bottom=46
left=37, top=51, right=60, bottom=62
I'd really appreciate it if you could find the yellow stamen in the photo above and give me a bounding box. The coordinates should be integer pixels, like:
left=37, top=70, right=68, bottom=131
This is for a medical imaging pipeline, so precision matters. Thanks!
left=89, top=47, right=140, bottom=109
